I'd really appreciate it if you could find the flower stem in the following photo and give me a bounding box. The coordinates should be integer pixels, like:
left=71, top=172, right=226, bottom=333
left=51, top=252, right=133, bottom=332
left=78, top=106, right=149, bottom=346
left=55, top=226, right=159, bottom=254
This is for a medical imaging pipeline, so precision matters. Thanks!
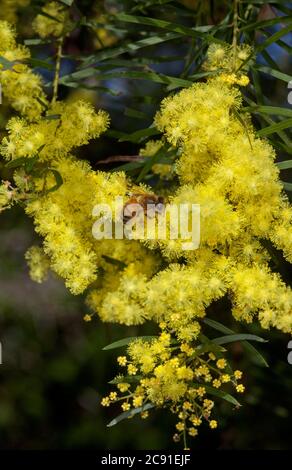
left=232, top=0, right=239, bottom=70
left=51, top=38, right=63, bottom=105
left=183, top=424, right=187, bottom=450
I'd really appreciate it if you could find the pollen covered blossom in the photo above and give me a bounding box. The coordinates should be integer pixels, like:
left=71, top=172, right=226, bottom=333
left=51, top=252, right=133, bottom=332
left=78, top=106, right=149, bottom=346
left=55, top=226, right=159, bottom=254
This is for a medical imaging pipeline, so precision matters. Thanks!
left=102, top=327, right=244, bottom=444
left=270, top=202, right=292, bottom=263
left=33, top=2, right=71, bottom=38
left=86, top=248, right=161, bottom=325
left=0, top=180, right=16, bottom=212
left=25, top=245, right=50, bottom=283
left=1, top=101, right=109, bottom=162
left=0, top=21, right=48, bottom=120
left=154, top=68, right=291, bottom=334
left=203, top=43, right=253, bottom=79
left=0, top=0, right=30, bottom=23
left=25, top=157, right=128, bottom=295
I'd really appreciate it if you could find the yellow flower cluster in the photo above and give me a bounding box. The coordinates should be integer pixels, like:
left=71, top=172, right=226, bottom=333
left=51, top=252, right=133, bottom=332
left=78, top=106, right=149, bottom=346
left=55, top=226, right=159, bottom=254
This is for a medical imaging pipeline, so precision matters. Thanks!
left=203, top=43, right=251, bottom=86
left=102, top=330, right=244, bottom=446
left=0, top=21, right=48, bottom=120
left=25, top=245, right=50, bottom=283
left=92, top=12, right=118, bottom=50
left=156, top=79, right=242, bottom=184
left=154, top=66, right=291, bottom=334
left=84, top=46, right=292, bottom=337
left=0, top=64, right=119, bottom=294
left=33, top=2, right=71, bottom=38
left=1, top=101, right=109, bottom=162
left=271, top=202, right=292, bottom=263
left=0, top=24, right=135, bottom=297
left=229, top=264, right=292, bottom=332
left=25, top=158, right=127, bottom=294
left=0, top=0, right=29, bottom=23
left=0, top=22, right=159, bottom=300
left=0, top=180, right=15, bottom=212
left=87, top=249, right=228, bottom=332
left=86, top=246, right=160, bottom=325
left=218, top=73, right=250, bottom=87
left=204, top=43, right=252, bottom=74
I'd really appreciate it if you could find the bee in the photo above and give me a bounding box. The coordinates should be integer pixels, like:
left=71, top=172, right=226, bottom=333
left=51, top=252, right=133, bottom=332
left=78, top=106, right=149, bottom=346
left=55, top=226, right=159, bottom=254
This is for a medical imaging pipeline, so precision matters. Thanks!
left=123, top=188, right=165, bottom=224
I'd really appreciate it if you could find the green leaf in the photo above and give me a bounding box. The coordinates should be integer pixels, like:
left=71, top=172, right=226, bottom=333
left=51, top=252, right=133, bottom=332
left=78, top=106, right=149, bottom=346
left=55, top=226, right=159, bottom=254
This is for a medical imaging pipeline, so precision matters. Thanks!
left=61, top=69, right=192, bottom=89
left=262, top=115, right=291, bottom=146
left=277, top=160, right=292, bottom=170
left=24, top=38, right=51, bottom=46
left=103, top=336, right=157, bottom=351
left=245, top=105, right=292, bottom=118
left=251, top=67, right=264, bottom=104
left=43, top=114, right=61, bottom=120
left=275, top=3, right=292, bottom=16
left=59, top=0, right=74, bottom=5
left=131, top=0, right=173, bottom=11
left=254, top=65, right=292, bottom=83
left=202, top=318, right=231, bottom=335
left=260, top=49, right=279, bottom=71
left=273, top=141, right=292, bottom=155
left=25, top=155, right=39, bottom=172
left=81, top=33, right=181, bottom=66
left=282, top=181, right=292, bottom=191
left=257, top=118, right=292, bottom=137
left=108, top=375, right=143, bottom=385
left=198, top=333, right=226, bottom=354
left=114, top=13, right=225, bottom=44
left=56, top=80, right=122, bottom=96
left=192, top=383, right=241, bottom=407
left=202, top=318, right=268, bottom=367
left=240, top=15, right=292, bottom=32
left=256, top=23, right=292, bottom=53
left=213, top=334, right=267, bottom=346
left=124, top=107, right=149, bottom=120
left=107, top=403, right=154, bottom=427
left=5, top=157, right=29, bottom=169
left=241, top=0, right=290, bottom=3
left=81, top=18, right=127, bottom=35
left=188, top=70, right=223, bottom=81
left=111, top=161, right=145, bottom=172
left=196, top=342, right=226, bottom=355
left=136, top=149, right=162, bottom=182
left=233, top=108, right=253, bottom=149
left=59, top=67, right=98, bottom=84
left=44, top=169, right=63, bottom=194
left=206, top=387, right=241, bottom=407
left=6, top=146, right=45, bottom=171
left=0, top=55, right=18, bottom=70
left=27, top=58, right=54, bottom=70
left=113, top=127, right=160, bottom=144
left=98, top=56, right=183, bottom=68
left=275, top=38, right=291, bottom=54
left=244, top=94, right=291, bottom=146
left=101, top=255, right=127, bottom=269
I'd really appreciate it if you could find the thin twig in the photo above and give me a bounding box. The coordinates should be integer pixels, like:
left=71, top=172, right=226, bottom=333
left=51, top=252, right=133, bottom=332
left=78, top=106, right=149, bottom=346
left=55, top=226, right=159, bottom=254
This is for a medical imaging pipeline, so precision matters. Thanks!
left=232, top=0, right=239, bottom=70
left=97, top=155, right=144, bottom=164
left=51, top=37, right=63, bottom=105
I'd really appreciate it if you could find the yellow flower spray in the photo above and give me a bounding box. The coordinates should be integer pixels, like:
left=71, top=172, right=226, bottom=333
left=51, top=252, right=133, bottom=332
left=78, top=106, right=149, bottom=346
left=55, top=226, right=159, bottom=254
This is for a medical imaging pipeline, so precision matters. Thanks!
left=0, top=14, right=291, bottom=447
